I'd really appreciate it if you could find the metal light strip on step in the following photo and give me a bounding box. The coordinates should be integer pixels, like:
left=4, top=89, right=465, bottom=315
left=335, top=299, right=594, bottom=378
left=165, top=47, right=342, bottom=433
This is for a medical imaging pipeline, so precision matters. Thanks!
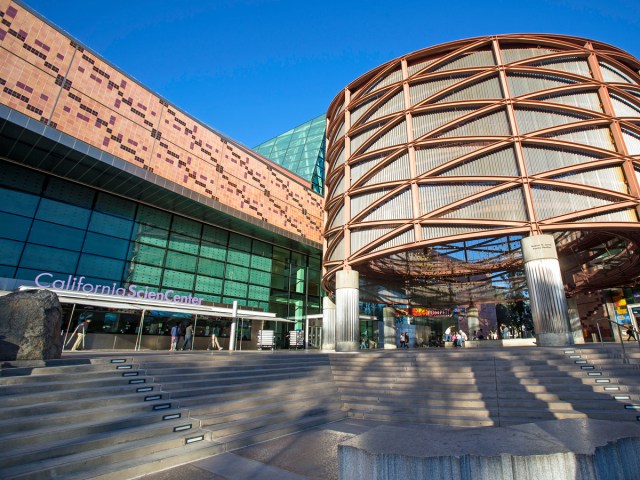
left=564, top=350, right=575, bottom=354
left=163, top=413, right=181, bottom=421
left=624, top=405, right=640, bottom=410
left=595, top=379, right=610, bottom=383
left=604, top=387, right=620, bottom=391
left=136, top=386, right=153, bottom=392
left=614, top=395, right=631, bottom=400
left=122, top=372, right=139, bottom=377
left=580, top=365, right=595, bottom=369
left=173, top=424, right=192, bottom=432
left=575, top=360, right=587, bottom=364
left=569, top=355, right=581, bottom=359
left=145, top=395, right=162, bottom=401
left=185, top=435, right=204, bottom=444
left=110, top=359, right=127, bottom=363
left=587, top=372, right=602, bottom=376
left=129, top=379, right=145, bottom=384
left=116, top=365, right=133, bottom=369
left=153, top=403, right=172, bottom=410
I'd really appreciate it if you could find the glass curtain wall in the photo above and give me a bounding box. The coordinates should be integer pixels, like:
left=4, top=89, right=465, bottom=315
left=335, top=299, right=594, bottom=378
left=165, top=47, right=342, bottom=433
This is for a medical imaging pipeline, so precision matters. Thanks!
left=0, top=161, right=322, bottom=342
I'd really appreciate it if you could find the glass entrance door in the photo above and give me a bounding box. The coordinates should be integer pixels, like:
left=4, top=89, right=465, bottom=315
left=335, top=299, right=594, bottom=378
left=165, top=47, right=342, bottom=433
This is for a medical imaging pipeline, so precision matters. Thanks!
left=308, top=326, right=322, bottom=349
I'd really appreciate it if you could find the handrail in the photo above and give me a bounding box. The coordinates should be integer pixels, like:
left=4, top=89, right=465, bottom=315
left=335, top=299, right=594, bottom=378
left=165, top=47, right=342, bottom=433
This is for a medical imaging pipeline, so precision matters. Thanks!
left=595, top=318, right=634, bottom=364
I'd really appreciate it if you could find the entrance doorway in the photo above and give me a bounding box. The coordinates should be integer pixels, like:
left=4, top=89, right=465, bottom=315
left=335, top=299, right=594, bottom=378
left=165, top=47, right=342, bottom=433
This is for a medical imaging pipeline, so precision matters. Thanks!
left=308, top=326, right=322, bottom=349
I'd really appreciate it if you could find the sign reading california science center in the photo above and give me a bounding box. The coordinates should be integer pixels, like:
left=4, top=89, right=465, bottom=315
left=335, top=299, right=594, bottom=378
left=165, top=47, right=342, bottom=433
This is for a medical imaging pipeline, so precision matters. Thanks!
left=35, top=273, right=203, bottom=305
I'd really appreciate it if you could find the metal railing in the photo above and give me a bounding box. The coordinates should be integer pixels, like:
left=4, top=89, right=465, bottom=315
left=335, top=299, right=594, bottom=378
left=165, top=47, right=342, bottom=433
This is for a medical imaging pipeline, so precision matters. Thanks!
left=594, top=318, right=639, bottom=364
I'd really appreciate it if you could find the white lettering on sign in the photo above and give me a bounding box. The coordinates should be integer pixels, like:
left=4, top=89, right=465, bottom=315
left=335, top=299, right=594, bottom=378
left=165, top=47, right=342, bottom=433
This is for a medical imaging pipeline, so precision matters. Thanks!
left=34, top=273, right=203, bottom=305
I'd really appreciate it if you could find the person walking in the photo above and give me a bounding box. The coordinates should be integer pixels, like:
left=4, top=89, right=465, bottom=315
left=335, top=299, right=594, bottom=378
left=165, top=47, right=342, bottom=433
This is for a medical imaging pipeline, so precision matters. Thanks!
left=626, top=327, right=637, bottom=341
left=399, top=331, right=406, bottom=349
left=170, top=324, right=180, bottom=351
left=69, top=317, right=92, bottom=351
left=501, top=324, right=510, bottom=340
left=208, top=329, right=223, bottom=350
left=181, top=323, right=194, bottom=350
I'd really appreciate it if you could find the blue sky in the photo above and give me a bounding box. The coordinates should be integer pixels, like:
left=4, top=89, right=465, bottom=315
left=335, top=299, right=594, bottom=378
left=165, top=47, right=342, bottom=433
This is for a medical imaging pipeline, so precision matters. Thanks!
left=21, top=0, right=640, bottom=148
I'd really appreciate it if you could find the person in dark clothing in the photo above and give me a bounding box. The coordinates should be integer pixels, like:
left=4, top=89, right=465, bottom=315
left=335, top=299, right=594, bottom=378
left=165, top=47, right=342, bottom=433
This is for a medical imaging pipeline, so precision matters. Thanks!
left=626, top=327, right=637, bottom=341
left=181, top=323, right=194, bottom=350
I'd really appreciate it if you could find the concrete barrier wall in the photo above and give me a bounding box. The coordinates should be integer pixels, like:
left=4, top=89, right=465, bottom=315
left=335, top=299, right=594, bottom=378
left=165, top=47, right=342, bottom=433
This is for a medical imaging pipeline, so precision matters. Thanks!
left=339, top=420, right=640, bottom=480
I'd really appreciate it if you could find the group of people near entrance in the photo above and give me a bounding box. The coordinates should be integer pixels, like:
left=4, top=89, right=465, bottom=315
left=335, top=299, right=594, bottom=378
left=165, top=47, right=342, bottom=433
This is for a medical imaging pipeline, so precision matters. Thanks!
left=170, top=323, right=223, bottom=351
left=444, top=326, right=468, bottom=347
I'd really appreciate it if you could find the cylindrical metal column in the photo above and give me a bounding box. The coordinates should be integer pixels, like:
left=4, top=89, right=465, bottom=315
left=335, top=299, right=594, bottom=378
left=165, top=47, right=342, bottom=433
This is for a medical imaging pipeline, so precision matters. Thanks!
left=322, top=296, right=336, bottom=351
left=467, top=305, right=479, bottom=339
left=383, top=306, right=396, bottom=349
left=566, top=297, right=585, bottom=344
left=335, top=270, right=359, bottom=352
left=229, top=300, right=238, bottom=351
left=522, top=235, right=573, bottom=346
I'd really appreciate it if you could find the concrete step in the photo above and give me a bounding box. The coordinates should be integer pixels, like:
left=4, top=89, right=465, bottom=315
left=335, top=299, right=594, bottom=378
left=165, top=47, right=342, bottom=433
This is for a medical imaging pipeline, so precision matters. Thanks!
left=214, top=410, right=347, bottom=452
left=156, top=372, right=335, bottom=395
left=66, top=440, right=223, bottom=480
left=3, top=428, right=215, bottom=480
left=168, top=377, right=337, bottom=403
left=0, top=388, right=170, bottom=420
left=148, top=366, right=333, bottom=387
left=343, top=398, right=636, bottom=416
left=329, top=360, right=639, bottom=374
left=141, top=359, right=330, bottom=371
left=346, top=409, right=495, bottom=427
left=337, top=387, right=637, bottom=403
left=196, top=392, right=343, bottom=425
left=344, top=402, right=639, bottom=426
left=0, top=409, right=188, bottom=452
left=203, top=399, right=345, bottom=438
left=0, top=414, right=194, bottom=468
left=0, top=396, right=181, bottom=435
left=182, top=383, right=340, bottom=414
left=0, top=372, right=152, bottom=395
left=144, top=364, right=332, bottom=383
left=0, top=381, right=163, bottom=406
left=0, top=361, right=140, bottom=385
left=344, top=408, right=639, bottom=426
left=3, top=432, right=221, bottom=480
left=0, top=357, right=135, bottom=378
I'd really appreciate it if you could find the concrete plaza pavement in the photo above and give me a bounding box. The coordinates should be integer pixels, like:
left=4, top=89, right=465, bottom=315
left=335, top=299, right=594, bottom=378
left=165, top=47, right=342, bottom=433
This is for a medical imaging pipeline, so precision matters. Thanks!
left=138, top=418, right=379, bottom=480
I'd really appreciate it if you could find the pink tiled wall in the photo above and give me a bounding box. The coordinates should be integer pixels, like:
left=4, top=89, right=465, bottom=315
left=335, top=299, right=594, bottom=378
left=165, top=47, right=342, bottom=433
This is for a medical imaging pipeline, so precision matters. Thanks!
left=0, top=1, right=323, bottom=244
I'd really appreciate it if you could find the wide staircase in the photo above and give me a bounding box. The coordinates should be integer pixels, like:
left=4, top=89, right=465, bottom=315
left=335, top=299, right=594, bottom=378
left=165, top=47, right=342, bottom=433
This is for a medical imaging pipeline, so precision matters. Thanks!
left=1, top=344, right=639, bottom=479
left=0, top=352, right=343, bottom=480
left=332, top=344, right=640, bottom=426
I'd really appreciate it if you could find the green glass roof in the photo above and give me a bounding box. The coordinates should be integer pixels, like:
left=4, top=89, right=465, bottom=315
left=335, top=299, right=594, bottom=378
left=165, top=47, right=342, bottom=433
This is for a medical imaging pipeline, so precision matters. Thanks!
left=254, top=114, right=325, bottom=195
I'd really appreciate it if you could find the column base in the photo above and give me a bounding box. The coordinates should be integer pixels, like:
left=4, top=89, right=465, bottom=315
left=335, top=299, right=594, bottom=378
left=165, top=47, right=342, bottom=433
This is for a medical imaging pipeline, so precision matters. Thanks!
left=336, top=341, right=359, bottom=352
left=536, top=332, right=574, bottom=347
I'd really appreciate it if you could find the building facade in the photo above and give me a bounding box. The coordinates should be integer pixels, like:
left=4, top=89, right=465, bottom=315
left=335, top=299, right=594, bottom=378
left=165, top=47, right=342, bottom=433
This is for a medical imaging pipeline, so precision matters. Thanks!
left=0, top=0, right=323, bottom=350
left=323, top=34, right=640, bottom=348
left=3, top=2, right=640, bottom=352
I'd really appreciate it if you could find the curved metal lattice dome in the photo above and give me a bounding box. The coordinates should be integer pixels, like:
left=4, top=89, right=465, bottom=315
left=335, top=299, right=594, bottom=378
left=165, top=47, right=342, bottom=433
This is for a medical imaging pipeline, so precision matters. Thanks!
left=323, top=34, right=640, bottom=306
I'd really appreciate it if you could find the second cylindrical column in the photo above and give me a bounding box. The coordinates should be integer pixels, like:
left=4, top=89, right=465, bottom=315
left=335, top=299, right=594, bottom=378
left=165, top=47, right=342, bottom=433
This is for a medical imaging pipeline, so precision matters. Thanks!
left=522, top=235, right=573, bottom=347
left=335, top=270, right=359, bottom=352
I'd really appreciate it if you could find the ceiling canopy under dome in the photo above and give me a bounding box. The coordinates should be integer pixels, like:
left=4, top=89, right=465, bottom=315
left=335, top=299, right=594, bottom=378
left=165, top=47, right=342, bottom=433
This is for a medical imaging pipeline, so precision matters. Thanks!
left=345, top=230, right=640, bottom=307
